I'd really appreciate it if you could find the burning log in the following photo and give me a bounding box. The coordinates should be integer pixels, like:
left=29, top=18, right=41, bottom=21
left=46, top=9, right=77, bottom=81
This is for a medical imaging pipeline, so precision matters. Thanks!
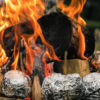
left=38, top=12, right=73, bottom=60
left=2, top=12, right=73, bottom=60
left=2, top=12, right=95, bottom=60
left=67, top=21, right=95, bottom=59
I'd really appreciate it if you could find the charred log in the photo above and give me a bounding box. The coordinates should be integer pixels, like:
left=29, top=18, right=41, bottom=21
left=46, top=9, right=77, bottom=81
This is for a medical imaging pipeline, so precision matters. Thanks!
left=2, top=12, right=72, bottom=60
left=38, top=12, right=73, bottom=60
left=2, top=12, right=95, bottom=60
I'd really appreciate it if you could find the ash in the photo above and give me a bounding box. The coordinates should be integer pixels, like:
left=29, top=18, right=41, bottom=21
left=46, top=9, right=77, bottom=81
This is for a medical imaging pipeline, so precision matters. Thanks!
left=2, top=70, right=31, bottom=98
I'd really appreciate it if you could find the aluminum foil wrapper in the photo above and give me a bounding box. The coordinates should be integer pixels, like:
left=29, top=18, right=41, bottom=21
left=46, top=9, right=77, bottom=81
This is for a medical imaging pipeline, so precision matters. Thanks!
left=2, top=70, right=31, bottom=98
left=82, top=72, right=100, bottom=100
left=42, top=73, right=84, bottom=100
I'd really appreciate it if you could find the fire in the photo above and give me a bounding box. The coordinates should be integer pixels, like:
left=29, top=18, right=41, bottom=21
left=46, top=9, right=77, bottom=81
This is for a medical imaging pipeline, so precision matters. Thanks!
left=18, top=98, right=31, bottom=100
left=0, top=0, right=60, bottom=74
left=0, top=44, right=8, bottom=67
left=42, top=49, right=52, bottom=77
left=57, top=0, right=88, bottom=59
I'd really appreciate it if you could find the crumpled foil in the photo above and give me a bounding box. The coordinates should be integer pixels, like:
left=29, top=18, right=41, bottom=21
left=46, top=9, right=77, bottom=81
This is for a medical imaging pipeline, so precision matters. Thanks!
left=42, top=73, right=84, bottom=100
left=42, top=72, right=100, bottom=100
left=2, top=70, right=31, bottom=98
left=82, top=72, right=100, bottom=100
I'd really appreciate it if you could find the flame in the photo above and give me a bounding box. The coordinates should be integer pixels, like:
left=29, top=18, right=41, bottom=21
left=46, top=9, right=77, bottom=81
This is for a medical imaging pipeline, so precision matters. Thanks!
left=0, top=44, right=8, bottom=67
left=57, top=0, right=88, bottom=59
left=42, top=49, right=52, bottom=77
left=0, top=0, right=60, bottom=74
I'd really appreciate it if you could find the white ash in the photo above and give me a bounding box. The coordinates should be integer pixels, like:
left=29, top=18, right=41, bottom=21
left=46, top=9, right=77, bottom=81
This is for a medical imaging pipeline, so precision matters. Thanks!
left=42, top=73, right=84, bottom=100
left=2, top=70, right=31, bottom=98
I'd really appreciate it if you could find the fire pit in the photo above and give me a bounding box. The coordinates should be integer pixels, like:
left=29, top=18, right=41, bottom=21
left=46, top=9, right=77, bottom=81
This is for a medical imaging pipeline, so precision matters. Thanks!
left=0, top=0, right=97, bottom=100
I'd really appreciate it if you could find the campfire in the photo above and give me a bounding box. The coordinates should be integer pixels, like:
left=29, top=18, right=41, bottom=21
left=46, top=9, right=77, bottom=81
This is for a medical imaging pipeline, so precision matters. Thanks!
left=0, top=0, right=99, bottom=100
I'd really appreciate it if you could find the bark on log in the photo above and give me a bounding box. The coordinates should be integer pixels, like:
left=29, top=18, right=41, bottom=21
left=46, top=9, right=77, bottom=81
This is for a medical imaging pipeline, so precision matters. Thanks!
left=2, top=12, right=94, bottom=60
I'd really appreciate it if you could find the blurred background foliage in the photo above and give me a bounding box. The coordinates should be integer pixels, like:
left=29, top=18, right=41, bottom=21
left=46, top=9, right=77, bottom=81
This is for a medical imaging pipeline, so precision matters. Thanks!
left=82, top=0, right=100, bottom=50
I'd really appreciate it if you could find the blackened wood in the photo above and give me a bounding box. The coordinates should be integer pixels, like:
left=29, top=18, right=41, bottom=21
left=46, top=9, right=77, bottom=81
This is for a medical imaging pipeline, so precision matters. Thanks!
left=38, top=12, right=73, bottom=60
left=83, top=27, right=95, bottom=57
left=2, top=12, right=73, bottom=60
left=0, top=59, right=13, bottom=74
left=67, top=21, right=95, bottom=59
left=3, top=21, right=33, bottom=57
left=1, top=12, right=95, bottom=60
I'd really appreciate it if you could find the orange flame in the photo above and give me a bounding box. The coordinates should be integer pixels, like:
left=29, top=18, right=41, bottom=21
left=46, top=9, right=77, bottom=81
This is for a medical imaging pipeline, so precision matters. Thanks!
left=0, top=44, right=8, bottom=67
left=57, top=0, right=88, bottom=59
left=42, top=49, right=52, bottom=77
left=0, top=0, right=60, bottom=74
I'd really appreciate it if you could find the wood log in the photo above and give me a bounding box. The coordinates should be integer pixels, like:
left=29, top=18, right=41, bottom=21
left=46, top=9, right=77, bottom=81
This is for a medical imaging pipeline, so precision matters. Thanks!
left=2, top=12, right=73, bottom=60
left=0, top=97, right=16, bottom=100
left=54, top=59, right=90, bottom=77
left=2, top=12, right=95, bottom=60
left=32, top=75, right=42, bottom=100
left=0, top=73, right=3, bottom=94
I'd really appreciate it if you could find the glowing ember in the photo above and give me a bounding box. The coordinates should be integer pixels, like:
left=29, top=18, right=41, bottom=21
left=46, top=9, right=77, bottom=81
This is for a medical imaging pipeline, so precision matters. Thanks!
left=0, top=44, right=8, bottom=67
left=42, top=49, right=52, bottom=77
left=18, top=98, right=31, bottom=100
left=57, top=0, right=88, bottom=59
left=0, top=0, right=60, bottom=74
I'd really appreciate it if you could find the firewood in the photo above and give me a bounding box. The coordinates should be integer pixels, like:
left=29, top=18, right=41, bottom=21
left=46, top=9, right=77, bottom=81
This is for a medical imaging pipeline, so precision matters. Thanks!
left=0, top=73, right=3, bottom=94
left=2, top=12, right=95, bottom=60
left=32, top=75, right=42, bottom=100
left=54, top=57, right=90, bottom=77
left=0, top=97, right=16, bottom=100
left=2, top=12, right=73, bottom=60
